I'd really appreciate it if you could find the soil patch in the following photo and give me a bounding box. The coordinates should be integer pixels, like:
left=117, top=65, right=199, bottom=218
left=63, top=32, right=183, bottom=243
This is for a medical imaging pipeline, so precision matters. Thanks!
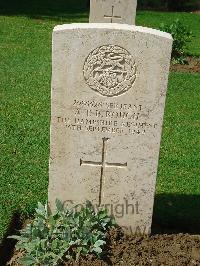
left=7, top=228, right=200, bottom=266
left=170, top=57, right=200, bottom=73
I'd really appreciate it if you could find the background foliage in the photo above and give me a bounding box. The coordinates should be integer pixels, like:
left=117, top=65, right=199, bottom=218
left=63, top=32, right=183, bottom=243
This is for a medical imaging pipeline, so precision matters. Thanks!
left=160, top=19, right=193, bottom=64
left=0, top=0, right=199, bottom=14
left=138, top=0, right=199, bottom=11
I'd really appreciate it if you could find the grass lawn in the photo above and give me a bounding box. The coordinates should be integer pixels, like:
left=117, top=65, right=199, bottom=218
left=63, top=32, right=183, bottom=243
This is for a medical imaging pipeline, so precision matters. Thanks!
left=0, top=2, right=200, bottom=243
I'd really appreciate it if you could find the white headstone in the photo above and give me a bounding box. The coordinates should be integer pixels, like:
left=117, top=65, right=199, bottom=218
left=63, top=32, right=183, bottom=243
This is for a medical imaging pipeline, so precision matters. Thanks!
left=89, top=0, right=137, bottom=25
left=48, top=23, right=172, bottom=235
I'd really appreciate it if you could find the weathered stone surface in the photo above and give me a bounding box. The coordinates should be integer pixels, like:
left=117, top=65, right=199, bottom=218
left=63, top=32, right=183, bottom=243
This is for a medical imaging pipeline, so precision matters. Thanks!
left=48, top=23, right=172, bottom=234
left=89, top=0, right=137, bottom=25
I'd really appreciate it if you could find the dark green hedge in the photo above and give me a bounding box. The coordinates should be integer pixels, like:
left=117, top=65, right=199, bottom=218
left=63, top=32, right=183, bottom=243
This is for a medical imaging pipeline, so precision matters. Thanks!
left=138, top=0, right=199, bottom=11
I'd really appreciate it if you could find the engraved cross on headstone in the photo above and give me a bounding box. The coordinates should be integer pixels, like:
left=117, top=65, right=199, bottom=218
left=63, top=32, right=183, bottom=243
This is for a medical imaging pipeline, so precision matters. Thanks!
left=104, top=5, right=122, bottom=23
left=89, top=0, right=138, bottom=25
left=80, top=138, right=127, bottom=206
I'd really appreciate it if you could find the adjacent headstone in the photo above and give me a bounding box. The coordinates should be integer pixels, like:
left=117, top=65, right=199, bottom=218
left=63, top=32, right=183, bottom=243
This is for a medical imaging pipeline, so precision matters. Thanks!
left=48, top=23, right=172, bottom=235
left=89, top=0, right=137, bottom=25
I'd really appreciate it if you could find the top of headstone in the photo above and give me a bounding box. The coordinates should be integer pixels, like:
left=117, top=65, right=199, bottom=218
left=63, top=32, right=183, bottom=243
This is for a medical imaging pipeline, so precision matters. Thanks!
left=53, top=23, right=172, bottom=41
left=89, top=0, right=137, bottom=25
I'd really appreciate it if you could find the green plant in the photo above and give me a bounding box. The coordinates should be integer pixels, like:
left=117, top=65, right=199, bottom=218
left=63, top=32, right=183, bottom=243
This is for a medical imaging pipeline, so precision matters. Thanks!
left=9, top=200, right=116, bottom=265
left=160, top=19, right=193, bottom=64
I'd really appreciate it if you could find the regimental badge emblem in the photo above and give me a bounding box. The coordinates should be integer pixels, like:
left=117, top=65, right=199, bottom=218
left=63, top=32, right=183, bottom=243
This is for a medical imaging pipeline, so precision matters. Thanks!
left=83, top=45, right=137, bottom=97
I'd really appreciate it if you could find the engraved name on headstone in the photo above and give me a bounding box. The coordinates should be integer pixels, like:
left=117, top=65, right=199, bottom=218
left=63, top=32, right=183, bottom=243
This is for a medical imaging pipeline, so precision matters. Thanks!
left=89, top=0, right=138, bottom=25
left=48, top=23, right=172, bottom=234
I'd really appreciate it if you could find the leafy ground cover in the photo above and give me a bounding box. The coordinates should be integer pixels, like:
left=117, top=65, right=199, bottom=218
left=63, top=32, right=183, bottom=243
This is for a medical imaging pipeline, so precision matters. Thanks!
left=0, top=1, right=200, bottom=249
left=7, top=228, right=200, bottom=265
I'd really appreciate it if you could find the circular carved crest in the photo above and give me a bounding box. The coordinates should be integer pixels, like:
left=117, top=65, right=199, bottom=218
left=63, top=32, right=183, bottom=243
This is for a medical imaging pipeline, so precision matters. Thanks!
left=83, top=45, right=137, bottom=97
